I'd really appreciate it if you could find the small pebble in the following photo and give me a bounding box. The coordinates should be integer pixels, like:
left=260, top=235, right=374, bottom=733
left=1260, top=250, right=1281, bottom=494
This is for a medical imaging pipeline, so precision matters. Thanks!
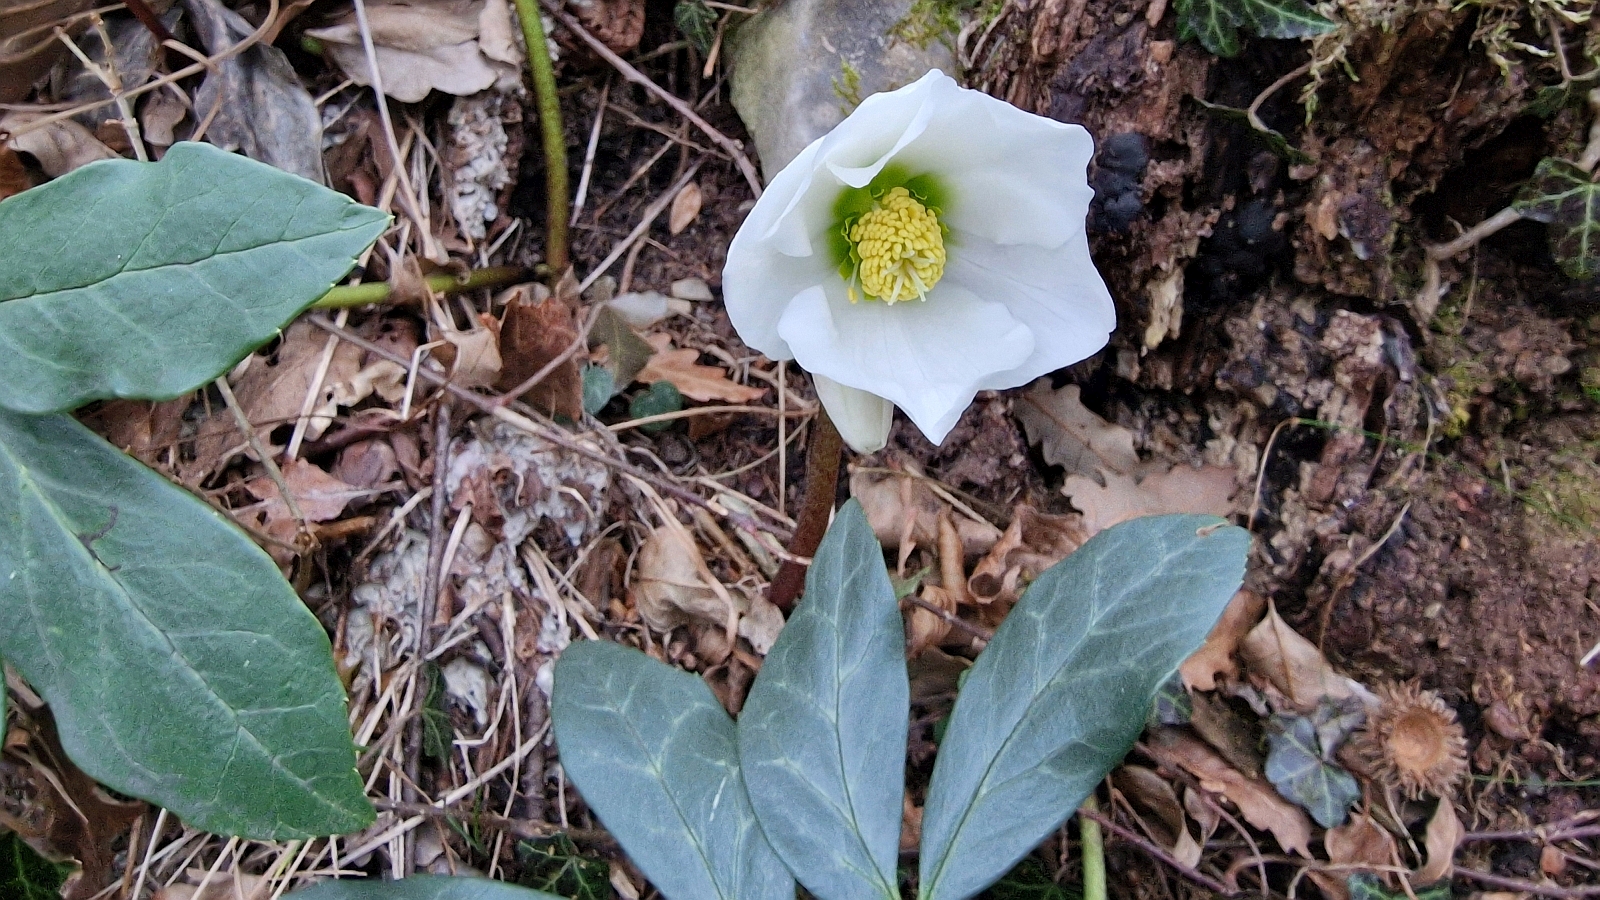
left=671, top=277, right=715, bottom=302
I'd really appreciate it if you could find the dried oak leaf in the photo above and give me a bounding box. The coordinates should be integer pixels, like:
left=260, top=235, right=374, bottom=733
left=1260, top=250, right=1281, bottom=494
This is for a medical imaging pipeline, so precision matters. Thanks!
left=1309, top=813, right=1400, bottom=900
left=1180, top=589, right=1267, bottom=691
left=849, top=466, right=1001, bottom=567
left=1239, top=601, right=1373, bottom=709
left=636, top=333, right=765, bottom=403
left=1149, top=729, right=1313, bottom=857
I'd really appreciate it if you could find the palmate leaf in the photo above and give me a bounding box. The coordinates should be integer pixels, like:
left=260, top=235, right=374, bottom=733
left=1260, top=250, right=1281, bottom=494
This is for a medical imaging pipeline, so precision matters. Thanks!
left=1513, top=157, right=1600, bottom=280
left=738, top=500, right=906, bottom=900
left=0, top=409, right=372, bottom=838
left=1264, top=713, right=1360, bottom=828
left=289, top=874, right=564, bottom=900
left=918, top=515, right=1249, bottom=900
left=550, top=641, right=793, bottom=900
left=0, top=141, right=388, bottom=413
left=1173, top=0, right=1337, bottom=57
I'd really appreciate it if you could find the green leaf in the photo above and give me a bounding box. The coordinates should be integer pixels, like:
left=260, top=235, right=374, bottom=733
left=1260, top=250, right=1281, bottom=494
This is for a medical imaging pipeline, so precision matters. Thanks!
left=1347, top=873, right=1451, bottom=900
left=587, top=305, right=656, bottom=393
left=674, top=0, right=719, bottom=54
left=630, top=381, right=684, bottom=433
left=0, top=831, right=74, bottom=900
left=580, top=363, right=614, bottom=415
left=1263, top=713, right=1360, bottom=828
left=0, top=409, right=372, bottom=838
left=516, top=834, right=611, bottom=900
left=288, top=874, right=565, bottom=900
left=738, top=499, right=906, bottom=900
left=918, top=515, right=1250, bottom=900
left=1173, top=0, right=1336, bottom=57
left=0, top=141, right=388, bottom=414
left=550, top=640, right=793, bottom=900
left=1513, top=157, right=1600, bottom=280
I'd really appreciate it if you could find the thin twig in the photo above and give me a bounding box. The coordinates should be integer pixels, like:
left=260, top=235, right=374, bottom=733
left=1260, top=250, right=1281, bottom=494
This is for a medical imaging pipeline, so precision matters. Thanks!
left=1078, top=806, right=1239, bottom=897
left=539, top=0, right=763, bottom=195
left=906, top=594, right=992, bottom=642
left=215, top=376, right=312, bottom=546
left=1452, top=865, right=1600, bottom=896
left=578, top=162, right=703, bottom=293
left=571, top=80, right=610, bottom=225
left=371, top=799, right=614, bottom=847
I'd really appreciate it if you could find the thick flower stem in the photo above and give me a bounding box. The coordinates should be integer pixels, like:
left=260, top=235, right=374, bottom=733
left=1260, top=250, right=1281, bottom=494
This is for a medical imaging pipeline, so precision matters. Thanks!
left=1081, top=796, right=1107, bottom=900
left=513, top=0, right=570, bottom=273
left=313, top=266, right=531, bottom=308
left=768, top=406, right=844, bottom=610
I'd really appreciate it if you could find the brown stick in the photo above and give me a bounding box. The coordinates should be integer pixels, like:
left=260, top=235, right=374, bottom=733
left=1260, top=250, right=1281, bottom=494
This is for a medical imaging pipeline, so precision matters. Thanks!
left=767, top=408, right=843, bottom=610
left=1078, top=806, right=1240, bottom=897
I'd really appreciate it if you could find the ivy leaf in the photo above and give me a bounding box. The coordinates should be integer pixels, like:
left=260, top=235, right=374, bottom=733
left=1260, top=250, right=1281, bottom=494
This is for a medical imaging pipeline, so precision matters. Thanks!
left=0, top=831, right=74, bottom=900
left=673, top=0, right=718, bottom=55
left=629, top=381, right=684, bottom=433
left=0, top=409, right=372, bottom=838
left=1348, top=873, right=1451, bottom=900
left=0, top=141, right=388, bottom=414
left=1264, top=713, right=1360, bottom=828
left=1173, top=0, right=1337, bottom=57
left=1513, top=157, right=1600, bottom=280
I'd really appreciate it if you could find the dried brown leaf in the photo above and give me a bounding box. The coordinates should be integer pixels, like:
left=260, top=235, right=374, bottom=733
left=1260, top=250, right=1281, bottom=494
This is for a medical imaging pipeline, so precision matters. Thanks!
left=1015, top=379, right=1138, bottom=477
left=849, top=467, right=1002, bottom=567
left=632, top=525, right=739, bottom=635
left=1239, top=601, right=1371, bottom=708
left=0, top=144, right=31, bottom=199
left=1310, top=813, right=1399, bottom=900
left=434, top=312, right=503, bottom=389
left=669, top=180, right=703, bottom=235
left=1149, top=729, right=1313, bottom=857
left=1181, top=589, right=1267, bottom=691
left=637, top=333, right=765, bottom=403
left=908, top=584, right=955, bottom=657
left=1418, top=799, right=1461, bottom=884
left=304, top=0, right=520, bottom=102
left=1, top=113, right=116, bottom=176
left=1062, top=463, right=1237, bottom=535
left=242, top=459, right=364, bottom=555
left=967, top=504, right=1087, bottom=605
left=495, top=283, right=584, bottom=419
left=77, top=398, right=188, bottom=470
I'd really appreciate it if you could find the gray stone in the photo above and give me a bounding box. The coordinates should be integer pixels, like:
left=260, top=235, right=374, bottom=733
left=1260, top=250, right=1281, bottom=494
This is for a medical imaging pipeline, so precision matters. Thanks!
left=729, top=0, right=957, bottom=178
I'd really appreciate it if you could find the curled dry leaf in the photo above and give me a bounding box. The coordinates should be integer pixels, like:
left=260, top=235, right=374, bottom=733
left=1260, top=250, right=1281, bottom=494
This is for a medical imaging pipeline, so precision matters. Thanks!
left=967, top=504, right=1087, bottom=606
left=631, top=524, right=739, bottom=636
left=433, top=311, right=504, bottom=390
left=1239, top=601, right=1374, bottom=709
left=636, top=333, right=765, bottom=403
left=1181, top=589, right=1267, bottom=691
left=669, top=180, right=703, bottom=235
left=908, top=583, right=956, bottom=658
left=567, top=0, right=645, bottom=54
left=1148, top=728, right=1314, bottom=857
left=0, top=145, right=31, bottom=200
left=1015, top=380, right=1138, bottom=478
left=849, top=467, right=1001, bottom=567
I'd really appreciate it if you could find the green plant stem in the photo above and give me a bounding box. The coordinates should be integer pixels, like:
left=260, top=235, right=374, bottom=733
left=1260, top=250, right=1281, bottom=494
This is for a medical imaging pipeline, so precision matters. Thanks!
left=1080, top=796, right=1106, bottom=900
left=313, top=266, right=530, bottom=308
left=767, top=406, right=843, bottom=611
left=514, top=0, right=570, bottom=273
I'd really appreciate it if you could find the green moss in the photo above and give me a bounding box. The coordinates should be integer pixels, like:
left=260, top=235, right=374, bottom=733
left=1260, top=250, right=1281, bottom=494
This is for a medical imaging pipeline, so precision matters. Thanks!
left=832, top=59, right=863, bottom=110
left=889, top=0, right=1001, bottom=51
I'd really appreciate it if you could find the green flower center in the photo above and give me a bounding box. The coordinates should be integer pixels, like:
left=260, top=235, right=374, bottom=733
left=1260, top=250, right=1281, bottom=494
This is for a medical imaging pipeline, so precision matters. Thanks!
left=829, top=166, right=951, bottom=305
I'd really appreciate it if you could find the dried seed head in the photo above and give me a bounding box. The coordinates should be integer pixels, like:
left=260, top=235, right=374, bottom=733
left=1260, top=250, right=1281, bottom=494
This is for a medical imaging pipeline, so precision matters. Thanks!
left=1351, top=682, right=1469, bottom=799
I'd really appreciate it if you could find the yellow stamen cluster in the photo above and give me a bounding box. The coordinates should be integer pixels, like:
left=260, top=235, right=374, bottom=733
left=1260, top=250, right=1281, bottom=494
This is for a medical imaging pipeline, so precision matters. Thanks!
left=849, top=187, right=946, bottom=304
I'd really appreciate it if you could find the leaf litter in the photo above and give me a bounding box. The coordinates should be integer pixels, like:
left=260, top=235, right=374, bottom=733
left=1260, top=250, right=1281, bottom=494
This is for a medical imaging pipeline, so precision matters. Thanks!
left=2, top=0, right=1597, bottom=895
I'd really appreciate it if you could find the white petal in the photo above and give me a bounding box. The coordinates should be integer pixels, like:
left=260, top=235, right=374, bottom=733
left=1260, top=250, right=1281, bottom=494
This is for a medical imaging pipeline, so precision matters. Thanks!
left=892, top=85, right=1095, bottom=249
left=777, top=281, right=1034, bottom=445
left=942, top=235, right=1116, bottom=392
left=813, top=374, right=894, bottom=454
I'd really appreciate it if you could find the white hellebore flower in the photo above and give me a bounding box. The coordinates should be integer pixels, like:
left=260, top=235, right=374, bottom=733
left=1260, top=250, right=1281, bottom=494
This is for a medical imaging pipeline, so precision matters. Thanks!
left=722, top=69, right=1116, bottom=453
